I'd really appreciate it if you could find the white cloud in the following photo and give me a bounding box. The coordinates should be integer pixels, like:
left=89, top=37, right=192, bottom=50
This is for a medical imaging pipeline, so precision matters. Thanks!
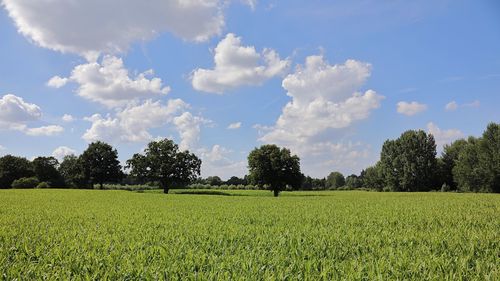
left=199, top=145, right=246, bottom=179
left=83, top=99, right=189, bottom=143
left=445, top=100, right=480, bottom=112
left=3, top=0, right=229, bottom=59
left=396, top=101, right=427, bottom=116
left=49, top=56, right=170, bottom=108
left=445, top=101, right=458, bottom=111
left=62, top=114, right=75, bottom=122
left=0, top=94, right=62, bottom=136
left=427, top=122, right=464, bottom=149
left=227, top=122, right=242, bottom=129
left=46, top=76, right=68, bottom=88
left=24, top=125, right=64, bottom=136
left=191, top=33, right=290, bottom=93
left=52, top=146, right=77, bottom=160
left=0, top=145, right=5, bottom=151
left=173, top=112, right=211, bottom=151
left=258, top=55, right=383, bottom=177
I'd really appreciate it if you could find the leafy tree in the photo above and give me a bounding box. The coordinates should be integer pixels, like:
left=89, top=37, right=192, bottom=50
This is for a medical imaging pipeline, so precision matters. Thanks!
left=326, top=171, right=345, bottom=189
left=380, top=130, right=437, bottom=191
left=125, top=153, right=149, bottom=184
left=11, top=177, right=39, bottom=188
left=454, top=123, right=500, bottom=193
left=345, top=174, right=362, bottom=189
left=440, top=139, right=468, bottom=189
left=127, top=139, right=201, bottom=194
left=361, top=164, right=384, bottom=191
left=32, top=156, right=63, bottom=187
left=225, top=176, right=246, bottom=186
left=247, top=144, right=302, bottom=197
left=80, top=141, right=122, bottom=188
left=206, top=176, right=223, bottom=186
left=58, top=155, right=87, bottom=188
left=0, top=155, right=34, bottom=188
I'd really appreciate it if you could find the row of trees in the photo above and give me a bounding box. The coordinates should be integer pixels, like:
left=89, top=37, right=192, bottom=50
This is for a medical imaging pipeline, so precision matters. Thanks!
left=1, top=123, right=498, bottom=195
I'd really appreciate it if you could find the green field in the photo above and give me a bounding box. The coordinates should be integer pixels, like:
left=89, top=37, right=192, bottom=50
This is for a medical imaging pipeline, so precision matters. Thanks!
left=0, top=189, right=498, bottom=280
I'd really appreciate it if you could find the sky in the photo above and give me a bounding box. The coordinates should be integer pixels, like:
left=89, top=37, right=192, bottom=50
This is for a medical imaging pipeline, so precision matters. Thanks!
left=0, top=0, right=499, bottom=179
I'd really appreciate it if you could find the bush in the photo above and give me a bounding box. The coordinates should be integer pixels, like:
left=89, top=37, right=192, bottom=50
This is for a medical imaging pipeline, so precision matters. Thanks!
left=36, top=182, right=50, bottom=188
left=11, top=177, right=40, bottom=189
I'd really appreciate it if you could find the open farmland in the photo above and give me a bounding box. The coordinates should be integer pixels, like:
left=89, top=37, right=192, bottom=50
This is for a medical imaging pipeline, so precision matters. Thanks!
left=0, top=189, right=499, bottom=280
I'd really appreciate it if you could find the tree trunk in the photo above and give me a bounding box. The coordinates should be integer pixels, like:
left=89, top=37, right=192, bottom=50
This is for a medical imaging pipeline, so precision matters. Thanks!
left=163, top=187, right=169, bottom=194
left=273, top=189, right=279, bottom=197
left=161, top=181, right=169, bottom=194
left=99, top=182, right=103, bottom=189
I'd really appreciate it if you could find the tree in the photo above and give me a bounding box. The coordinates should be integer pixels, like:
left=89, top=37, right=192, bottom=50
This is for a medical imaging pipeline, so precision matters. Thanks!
left=206, top=176, right=223, bottom=186
left=225, top=176, right=246, bottom=186
left=32, top=156, right=63, bottom=187
left=0, top=155, right=34, bottom=188
left=453, top=123, right=500, bottom=193
left=58, top=155, right=87, bottom=188
left=80, top=141, right=122, bottom=188
left=346, top=174, right=362, bottom=189
left=440, top=139, right=468, bottom=189
left=247, top=144, right=302, bottom=197
left=127, top=139, right=201, bottom=194
left=326, top=171, right=345, bottom=189
left=361, top=164, right=384, bottom=191
left=380, top=130, right=437, bottom=191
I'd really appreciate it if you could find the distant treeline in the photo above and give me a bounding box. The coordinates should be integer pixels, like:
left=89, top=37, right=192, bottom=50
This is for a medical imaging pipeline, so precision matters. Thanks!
left=0, top=123, right=499, bottom=193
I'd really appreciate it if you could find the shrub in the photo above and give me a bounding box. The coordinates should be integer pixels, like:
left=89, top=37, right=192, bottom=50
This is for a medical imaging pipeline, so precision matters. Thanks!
left=36, top=182, right=50, bottom=188
left=11, top=177, right=40, bottom=189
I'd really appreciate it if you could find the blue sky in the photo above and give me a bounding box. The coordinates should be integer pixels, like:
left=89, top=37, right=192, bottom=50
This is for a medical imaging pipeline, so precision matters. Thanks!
left=0, top=0, right=499, bottom=179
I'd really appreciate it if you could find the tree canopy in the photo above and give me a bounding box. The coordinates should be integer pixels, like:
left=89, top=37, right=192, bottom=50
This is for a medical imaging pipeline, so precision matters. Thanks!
left=80, top=141, right=122, bottom=188
left=247, top=144, right=302, bottom=197
left=127, top=139, right=201, bottom=194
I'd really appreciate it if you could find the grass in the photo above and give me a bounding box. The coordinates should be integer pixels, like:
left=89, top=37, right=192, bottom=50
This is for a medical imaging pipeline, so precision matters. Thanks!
left=0, top=189, right=498, bottom=280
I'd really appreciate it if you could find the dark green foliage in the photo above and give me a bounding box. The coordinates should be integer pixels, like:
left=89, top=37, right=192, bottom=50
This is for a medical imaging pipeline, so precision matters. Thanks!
left=36, top=182, right=50, bottom=188
left=80, top=141, right=123, bottom=188
left=206, top=176, right=223, bottom=186
left=380, top=130, right=437, bottom=191
left=126, top=139, right=201, bottom=194
left=0, top=155, right=34, bottom=188
left=326, top=171, right=345, bottom=189
left=11, top=177, right=39, bottom=188
left=453, top=123, right=500, bottom=192
left=58, top=155, right=87, bottom=188
left=361, top=164, right=384, bottom=191
left=32, top=156, right=63, bottom=187
left=345, top=174, right=362, bottom=189
left=440, top=139, right=468, bottom=189
left=248, top=144, right=302, bottom=197
left=225, top=176, right=247, bottom=186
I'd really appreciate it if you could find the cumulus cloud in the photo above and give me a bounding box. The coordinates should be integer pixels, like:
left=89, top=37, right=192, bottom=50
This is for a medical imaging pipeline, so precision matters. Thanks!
left=52, top=146, right=77, bottom=160
left=427, top=122, right=464, bottom=149
left=445, top=101, right=458, bottom=111
left=0, top=94, right=62, bottom=136
left=191, top=33, right=290, bottom=93
left=83, top=99, right=189, bottom=143
left=173, top=112, right=212, bottom=151
left=199, top=145, right=246, bottom=179
left=48, top=56, right=170, bottom=108
left=227, top=122, right=242, bottom=129
left=62, top=114, right=75, bottom=122
left=257, top=55, right=383, bottom=177
left=396, top=101, right=427, bottom=116
left=24, top=125, right=64, bottom=136
left=3, top=0, right=230, bottom=59
left=46, top=76, right=68, bottom=88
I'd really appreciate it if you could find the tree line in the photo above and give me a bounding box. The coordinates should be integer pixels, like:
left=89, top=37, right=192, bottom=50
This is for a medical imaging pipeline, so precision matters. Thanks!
left=0, top=123, right=498, bottom=195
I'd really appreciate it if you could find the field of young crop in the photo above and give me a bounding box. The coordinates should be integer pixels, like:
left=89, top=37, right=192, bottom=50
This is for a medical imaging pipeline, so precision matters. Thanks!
left=0, top=189, right=498, bottom=280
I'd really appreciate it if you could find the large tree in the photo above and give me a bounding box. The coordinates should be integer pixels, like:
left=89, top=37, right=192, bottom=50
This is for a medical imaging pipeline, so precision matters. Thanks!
left=80, top=141, right=122, bottom=188
left=326, top=171, right=345, bottom=189
left=247, top=144, right=302, bottom=197
left=380, top=130, right=437, bottom=191
left=440, top=139, right=468, bottom=189
left=0, top=155, right=34, bottom=188
left=127, top=139, right=201, bottom=194
left=58, top=155, right=87, bottom=188
left=32, top=156, right=63, bottom=187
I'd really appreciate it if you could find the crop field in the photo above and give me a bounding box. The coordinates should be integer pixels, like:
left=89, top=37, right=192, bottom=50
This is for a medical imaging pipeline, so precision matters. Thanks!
left=0, top=189, right=498, bottom=280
